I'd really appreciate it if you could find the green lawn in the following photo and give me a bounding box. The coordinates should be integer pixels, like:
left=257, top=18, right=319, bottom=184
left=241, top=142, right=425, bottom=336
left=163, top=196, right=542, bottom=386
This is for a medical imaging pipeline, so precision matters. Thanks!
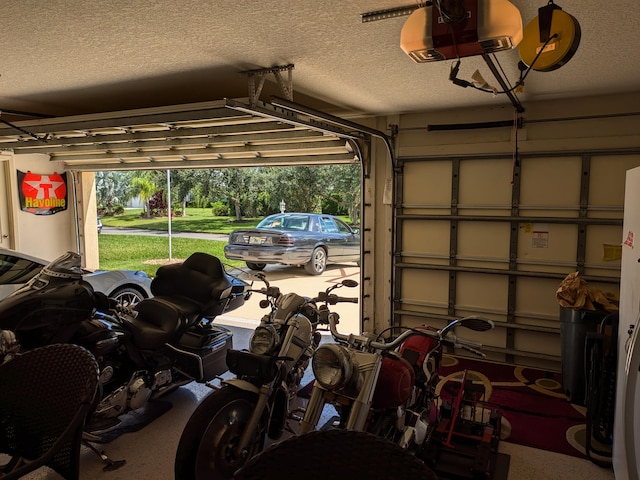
left=101, top=208, right=260, bottom=234
left=98, top=234, right=244, bottom=277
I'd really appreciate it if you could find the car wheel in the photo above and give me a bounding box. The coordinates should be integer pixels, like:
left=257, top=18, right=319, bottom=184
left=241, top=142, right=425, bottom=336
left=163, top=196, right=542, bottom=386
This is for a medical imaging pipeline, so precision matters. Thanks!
left=246, top=262, right=266, bottom=271
left=111, top=286, right=146, bottom=307
left=304, top=247, right=327, bottom=275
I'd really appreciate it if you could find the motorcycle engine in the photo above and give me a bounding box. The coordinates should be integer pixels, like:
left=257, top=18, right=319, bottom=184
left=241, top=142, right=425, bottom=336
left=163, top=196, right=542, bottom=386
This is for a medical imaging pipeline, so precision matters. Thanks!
left=96, top=372, right=156, bottom=417
left=128, top=377, right=152, bottom=410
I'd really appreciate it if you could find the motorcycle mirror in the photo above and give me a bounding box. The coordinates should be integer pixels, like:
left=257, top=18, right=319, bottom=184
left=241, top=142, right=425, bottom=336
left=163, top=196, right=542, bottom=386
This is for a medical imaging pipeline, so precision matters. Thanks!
left=341, top=279, right=359, bottom=288
left=440, top=316, right=494, bottom=337
left=459, top=316, right=495, bottom=332
left=259, top=299, right=270, bottom=309
left=252, top=272, right=270, bottom=287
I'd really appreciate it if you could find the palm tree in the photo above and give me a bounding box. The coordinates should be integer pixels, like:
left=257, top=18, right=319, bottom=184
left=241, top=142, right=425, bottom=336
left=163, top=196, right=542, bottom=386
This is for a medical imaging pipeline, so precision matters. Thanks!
left=130, top=176, right=157, bottom=218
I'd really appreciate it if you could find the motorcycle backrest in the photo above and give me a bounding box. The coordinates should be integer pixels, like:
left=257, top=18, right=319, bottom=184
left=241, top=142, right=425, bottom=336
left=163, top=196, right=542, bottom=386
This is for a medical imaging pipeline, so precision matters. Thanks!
left=150, top=252, right=231, bottom=306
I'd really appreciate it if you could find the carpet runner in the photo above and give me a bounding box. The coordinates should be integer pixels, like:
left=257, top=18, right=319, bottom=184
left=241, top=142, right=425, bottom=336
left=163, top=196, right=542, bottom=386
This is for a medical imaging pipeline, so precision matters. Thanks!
left=438, top=354, right=592, bottom=459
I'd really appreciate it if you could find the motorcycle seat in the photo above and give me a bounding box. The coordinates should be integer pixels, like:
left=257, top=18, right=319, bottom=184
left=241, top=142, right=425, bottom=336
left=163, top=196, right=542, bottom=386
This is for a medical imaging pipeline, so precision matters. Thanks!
left=129, top=297, right=198, bottom=350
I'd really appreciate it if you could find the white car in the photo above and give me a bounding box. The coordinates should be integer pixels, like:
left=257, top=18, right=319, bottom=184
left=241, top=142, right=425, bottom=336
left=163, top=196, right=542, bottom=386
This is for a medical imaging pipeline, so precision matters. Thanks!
left=0, top=248, right=152, bottom=305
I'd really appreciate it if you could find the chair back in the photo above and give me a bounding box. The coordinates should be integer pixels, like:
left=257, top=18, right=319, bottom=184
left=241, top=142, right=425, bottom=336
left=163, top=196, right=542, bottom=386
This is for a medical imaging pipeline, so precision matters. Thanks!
left=233, top=429, right=438, bottom=480
left=0, top=343, right=99, bottom=480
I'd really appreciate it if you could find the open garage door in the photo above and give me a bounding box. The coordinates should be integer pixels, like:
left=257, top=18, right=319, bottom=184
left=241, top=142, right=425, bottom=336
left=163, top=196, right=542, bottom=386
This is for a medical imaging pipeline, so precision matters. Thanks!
left=0, top=99, right=363, bottom=171
left=0, top=97, right=384, bottom=334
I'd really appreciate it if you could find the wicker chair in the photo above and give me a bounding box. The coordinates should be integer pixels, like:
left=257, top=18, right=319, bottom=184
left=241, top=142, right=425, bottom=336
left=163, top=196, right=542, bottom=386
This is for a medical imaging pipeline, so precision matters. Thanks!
left=0, top=343, right=99, bottom=479
left=233, top=429, right=438, bottom=480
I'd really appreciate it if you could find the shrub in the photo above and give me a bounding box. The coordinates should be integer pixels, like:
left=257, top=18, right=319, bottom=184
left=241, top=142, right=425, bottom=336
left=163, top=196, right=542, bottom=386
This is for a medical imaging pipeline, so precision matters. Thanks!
left=211, top=201, right=230, bottom=216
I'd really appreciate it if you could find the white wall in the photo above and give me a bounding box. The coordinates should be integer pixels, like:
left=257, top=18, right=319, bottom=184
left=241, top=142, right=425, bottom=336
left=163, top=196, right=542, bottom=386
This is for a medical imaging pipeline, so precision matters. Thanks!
left=6, top=153, right=78, bottom=261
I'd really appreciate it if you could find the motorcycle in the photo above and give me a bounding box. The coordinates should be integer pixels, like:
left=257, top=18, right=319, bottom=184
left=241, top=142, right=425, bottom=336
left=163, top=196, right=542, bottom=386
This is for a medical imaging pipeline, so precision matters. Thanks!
left=298, top=312, right=495, bottom=461
left=174, top=275, right=359, bottom=480
left=0, top=250, right=248, bottom=442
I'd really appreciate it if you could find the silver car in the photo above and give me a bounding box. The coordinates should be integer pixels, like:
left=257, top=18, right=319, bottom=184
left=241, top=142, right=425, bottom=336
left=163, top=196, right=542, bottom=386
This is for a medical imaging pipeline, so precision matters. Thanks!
left=224, top=213, right=360, bottom=275
left=0, top=248, right=152, bottom=305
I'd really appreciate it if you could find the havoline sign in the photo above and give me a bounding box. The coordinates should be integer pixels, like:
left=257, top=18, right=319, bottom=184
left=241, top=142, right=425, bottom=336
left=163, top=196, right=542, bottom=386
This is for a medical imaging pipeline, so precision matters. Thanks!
left=18, top=170, right=68, bottom=215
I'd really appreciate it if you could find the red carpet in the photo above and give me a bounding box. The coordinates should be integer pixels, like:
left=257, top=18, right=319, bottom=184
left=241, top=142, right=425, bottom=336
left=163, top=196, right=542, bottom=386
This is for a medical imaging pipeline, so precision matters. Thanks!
left=438, top=355, right=589, bottom=459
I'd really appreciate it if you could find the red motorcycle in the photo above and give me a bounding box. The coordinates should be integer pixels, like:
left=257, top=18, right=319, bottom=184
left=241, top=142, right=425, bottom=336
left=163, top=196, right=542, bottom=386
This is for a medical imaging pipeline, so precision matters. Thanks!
left=299, top=311, right=499, bottom=475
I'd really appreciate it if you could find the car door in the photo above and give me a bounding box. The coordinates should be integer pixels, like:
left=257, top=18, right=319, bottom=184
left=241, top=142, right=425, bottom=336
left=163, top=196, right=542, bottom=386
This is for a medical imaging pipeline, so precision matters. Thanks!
left=334, top=218, right=360, bottom=262
left=319, top=216, right=346, bottom=260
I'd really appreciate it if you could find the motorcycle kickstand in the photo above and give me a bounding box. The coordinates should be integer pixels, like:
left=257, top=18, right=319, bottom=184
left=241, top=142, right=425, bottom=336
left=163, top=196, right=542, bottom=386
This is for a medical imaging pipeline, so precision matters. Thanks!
left=82, top=440, right=127, bottom=471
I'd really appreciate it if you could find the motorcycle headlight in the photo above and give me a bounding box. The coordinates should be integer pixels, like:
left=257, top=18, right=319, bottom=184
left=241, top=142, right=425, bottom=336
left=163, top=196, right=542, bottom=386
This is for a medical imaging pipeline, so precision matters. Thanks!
left=249, top=325, right=279, bottom=355
left=311, top=344, right=353, bottom=390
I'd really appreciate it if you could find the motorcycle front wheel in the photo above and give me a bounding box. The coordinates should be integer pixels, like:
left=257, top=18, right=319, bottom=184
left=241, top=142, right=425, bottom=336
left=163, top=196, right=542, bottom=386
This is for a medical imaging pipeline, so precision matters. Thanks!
left=175, top=387, right=265, bottom=480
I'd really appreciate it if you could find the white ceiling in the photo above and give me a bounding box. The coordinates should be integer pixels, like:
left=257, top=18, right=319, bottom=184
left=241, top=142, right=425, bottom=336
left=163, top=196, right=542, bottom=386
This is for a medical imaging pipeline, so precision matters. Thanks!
left=1, top=1, right=639, bottom=120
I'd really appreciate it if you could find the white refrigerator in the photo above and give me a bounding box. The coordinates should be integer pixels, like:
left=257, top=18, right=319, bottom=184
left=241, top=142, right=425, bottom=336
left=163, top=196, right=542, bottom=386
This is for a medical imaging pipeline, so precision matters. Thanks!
left=614, top=165, right=640, bottom=479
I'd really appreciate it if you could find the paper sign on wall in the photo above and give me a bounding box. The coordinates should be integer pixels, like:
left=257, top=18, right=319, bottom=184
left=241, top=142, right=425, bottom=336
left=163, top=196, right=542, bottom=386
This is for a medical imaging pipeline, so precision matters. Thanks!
left=532, top=230, right=549, bottom=248
left=17, top=170, right=68, bottom=215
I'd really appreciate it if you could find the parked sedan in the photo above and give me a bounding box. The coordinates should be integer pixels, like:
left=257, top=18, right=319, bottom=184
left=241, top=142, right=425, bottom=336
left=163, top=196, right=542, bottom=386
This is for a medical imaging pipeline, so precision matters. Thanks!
left=0, top=248, right=152, bottom=305
left=224, top=213, right=360, bottom=275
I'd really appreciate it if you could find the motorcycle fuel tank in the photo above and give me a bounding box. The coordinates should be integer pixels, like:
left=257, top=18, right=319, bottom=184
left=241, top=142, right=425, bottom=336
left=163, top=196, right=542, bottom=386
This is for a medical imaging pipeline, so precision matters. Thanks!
left=399, top=326, right=442, bottom=383
left=0, top=280, right=96, bottom=348
left=372, top=354, right=415, bottom=410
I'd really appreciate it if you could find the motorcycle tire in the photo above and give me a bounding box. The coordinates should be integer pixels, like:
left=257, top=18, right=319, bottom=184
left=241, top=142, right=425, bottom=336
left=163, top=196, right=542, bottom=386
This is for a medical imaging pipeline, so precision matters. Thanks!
left=174, top=387, right=266, bottom=480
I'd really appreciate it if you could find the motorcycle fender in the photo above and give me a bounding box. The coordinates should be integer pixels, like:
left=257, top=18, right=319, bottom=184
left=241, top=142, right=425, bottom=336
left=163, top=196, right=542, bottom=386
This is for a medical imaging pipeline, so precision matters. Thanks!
left=222, top=378, right=260, bottom=395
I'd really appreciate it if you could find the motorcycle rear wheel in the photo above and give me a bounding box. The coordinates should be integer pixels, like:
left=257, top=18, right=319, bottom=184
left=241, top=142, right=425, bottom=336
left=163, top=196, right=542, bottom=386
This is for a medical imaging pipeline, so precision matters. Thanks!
left=175, top=387, right=265, bottom=480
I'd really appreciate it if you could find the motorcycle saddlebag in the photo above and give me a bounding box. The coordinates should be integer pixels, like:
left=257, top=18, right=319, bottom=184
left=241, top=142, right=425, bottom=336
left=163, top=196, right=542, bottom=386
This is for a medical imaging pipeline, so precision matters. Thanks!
left=173, top=324, right=233, bottom=381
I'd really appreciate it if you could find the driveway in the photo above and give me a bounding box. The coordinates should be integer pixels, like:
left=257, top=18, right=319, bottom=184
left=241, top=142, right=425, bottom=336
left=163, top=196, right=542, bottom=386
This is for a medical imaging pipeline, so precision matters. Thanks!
left=219, top=263, right=361, bottom=334
left=102, top=227, right=362, bottom=333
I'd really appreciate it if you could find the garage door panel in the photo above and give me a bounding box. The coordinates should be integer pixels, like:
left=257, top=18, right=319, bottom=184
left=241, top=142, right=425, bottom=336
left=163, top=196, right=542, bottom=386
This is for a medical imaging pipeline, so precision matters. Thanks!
left=403, top=161, right=451, bottom=208
left=514, top=277, right=563, bottom=326
left=590, top=155, right=640, bottom=218
left=401, top=219, right=449, bottom=264
left=456, top=272, right=508, bottom=314
left=401, top=315, right=450, bottom=332
left=399, top=269, right=449, bottom=316
left=519, top=156, right=582, bottom=216
left=457, top=222, right=510, bottom=270
left=513, top=330, right=561, bottom=357
left=516, top=223, right=578, bottom=273
left=458, top=158, right=513, bottom=212
left=394, top=151, right=640, bottom=367
left=584, top=224, right=623, bottom=276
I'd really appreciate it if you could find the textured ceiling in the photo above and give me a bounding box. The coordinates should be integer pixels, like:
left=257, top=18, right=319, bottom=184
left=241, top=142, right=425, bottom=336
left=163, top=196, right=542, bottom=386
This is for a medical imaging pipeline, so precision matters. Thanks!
left=1, top=1, right=639, bottom=120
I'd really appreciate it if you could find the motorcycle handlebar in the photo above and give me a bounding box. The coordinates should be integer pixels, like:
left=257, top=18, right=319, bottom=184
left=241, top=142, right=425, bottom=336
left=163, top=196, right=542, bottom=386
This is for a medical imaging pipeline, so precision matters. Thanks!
left=327, top=315, right=488, bottom=357
left=312, top=293, right=359, bottom=305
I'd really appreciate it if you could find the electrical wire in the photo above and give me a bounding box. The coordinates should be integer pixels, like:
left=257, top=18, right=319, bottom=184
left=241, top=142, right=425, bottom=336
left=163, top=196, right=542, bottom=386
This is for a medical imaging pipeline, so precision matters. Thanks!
left=448, top=31, right=559, bottom=95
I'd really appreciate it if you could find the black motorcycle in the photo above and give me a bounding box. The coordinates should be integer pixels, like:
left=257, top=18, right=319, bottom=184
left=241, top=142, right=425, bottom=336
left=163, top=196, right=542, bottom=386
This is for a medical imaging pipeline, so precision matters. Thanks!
left=0, top=250, right=248, bottom=441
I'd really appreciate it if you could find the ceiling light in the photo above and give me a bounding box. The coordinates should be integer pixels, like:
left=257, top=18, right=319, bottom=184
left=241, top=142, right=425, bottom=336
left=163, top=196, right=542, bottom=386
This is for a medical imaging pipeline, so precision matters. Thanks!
left=400, top=0, right=524, bottom=63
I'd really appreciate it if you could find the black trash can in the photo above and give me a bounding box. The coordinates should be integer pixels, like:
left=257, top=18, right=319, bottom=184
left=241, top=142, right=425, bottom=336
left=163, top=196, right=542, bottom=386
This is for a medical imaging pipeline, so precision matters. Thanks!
left=559, top=307, right=606, bottom=406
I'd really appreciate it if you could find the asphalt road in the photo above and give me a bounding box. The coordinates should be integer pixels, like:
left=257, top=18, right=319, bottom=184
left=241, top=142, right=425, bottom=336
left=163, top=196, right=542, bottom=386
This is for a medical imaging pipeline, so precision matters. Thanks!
left=101, top=226, right=362, bottom=333
left=101, top=226, right=229, bottom=241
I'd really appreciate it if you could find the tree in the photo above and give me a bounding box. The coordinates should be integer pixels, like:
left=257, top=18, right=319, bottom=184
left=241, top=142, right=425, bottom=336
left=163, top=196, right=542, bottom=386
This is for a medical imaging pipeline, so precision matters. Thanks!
left=327, top=164, right=361, bottom=223
left=130, top=175, right=157, bottom=218
left=95, top=171, right=134, bottom=215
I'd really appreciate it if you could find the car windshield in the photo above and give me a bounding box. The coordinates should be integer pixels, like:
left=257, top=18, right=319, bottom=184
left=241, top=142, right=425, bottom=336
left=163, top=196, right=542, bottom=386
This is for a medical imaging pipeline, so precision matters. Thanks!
left=257, top=214, right=309, bottom=231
